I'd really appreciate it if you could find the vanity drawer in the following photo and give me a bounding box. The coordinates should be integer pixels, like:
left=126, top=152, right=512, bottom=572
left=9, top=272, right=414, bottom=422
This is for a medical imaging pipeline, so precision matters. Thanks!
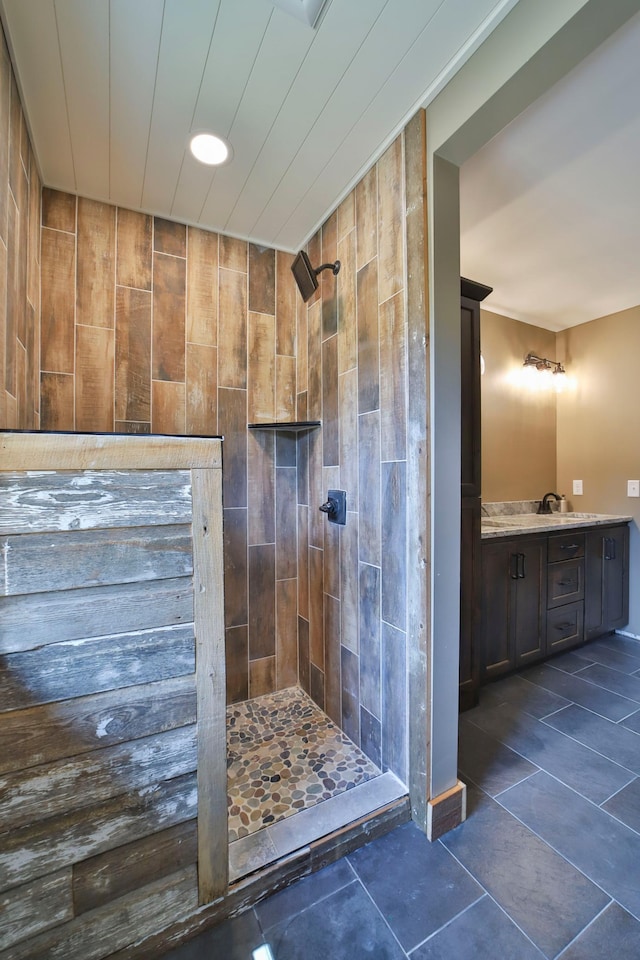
left=548, top=532, right=585, bottom=563
left=547, top=601, right=584, bottom=652
left=547, top=558, right=584, bottom=607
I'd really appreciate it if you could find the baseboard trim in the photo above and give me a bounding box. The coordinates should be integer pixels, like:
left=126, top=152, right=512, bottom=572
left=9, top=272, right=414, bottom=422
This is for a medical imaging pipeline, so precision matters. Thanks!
left=427, top=779, right=467, bottom=840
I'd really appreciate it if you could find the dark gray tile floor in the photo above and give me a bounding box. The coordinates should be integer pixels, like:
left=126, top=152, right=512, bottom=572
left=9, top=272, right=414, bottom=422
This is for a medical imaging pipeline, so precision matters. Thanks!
left=160, top=633, right=640, bottom=960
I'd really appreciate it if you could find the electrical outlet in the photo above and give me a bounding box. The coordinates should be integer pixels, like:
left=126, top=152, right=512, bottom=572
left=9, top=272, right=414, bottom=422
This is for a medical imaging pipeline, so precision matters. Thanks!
left=628, top=480, right=640, bottom=498
left=573, top=480, right=583, bottom=496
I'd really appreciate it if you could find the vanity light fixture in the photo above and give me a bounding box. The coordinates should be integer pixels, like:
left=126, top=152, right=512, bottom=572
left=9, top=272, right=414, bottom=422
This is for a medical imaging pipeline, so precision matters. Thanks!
left=189, top=132, right=232, bottom=166
left=523, top=352, right=566, bottom=377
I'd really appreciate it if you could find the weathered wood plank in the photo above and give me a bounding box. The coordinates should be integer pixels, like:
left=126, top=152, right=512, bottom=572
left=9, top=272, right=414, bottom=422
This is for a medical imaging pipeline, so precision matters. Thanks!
left=0, top=868, right=72, bottom=952
left=0, top=432, right=222, bottom=470
left=2, top=524, right=193, bottom=596
left=0, top=773, right=198, bottom=894
left=0, top=577, right=194, bottom=655
left=0, top=676, right=195, bottom=776
left=191, top=467, right=228, bottom=904
left=4, top=866, right=198, bottom=960
left=0, top=725, right=197, bottom=830
left=0, top=623, right=195, bottom=711
left=0, top=470, right=192, bottom=535
left=73, top=820, right=197, bottom=915
left=186, top=227, right=218, bottom=347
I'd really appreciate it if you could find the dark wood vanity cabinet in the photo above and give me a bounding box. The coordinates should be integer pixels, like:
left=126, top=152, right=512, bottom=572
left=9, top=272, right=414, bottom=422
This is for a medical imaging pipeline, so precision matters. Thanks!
left=480, top=537, right=547, bottom=679
left=585, top=524, right=629, bottom=640
left=480, top=523, right=629, bottom=679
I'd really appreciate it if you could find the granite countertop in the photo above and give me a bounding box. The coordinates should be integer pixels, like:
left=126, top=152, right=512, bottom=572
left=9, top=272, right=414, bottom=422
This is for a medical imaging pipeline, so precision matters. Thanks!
left=481, top=512, right=633, bottom=539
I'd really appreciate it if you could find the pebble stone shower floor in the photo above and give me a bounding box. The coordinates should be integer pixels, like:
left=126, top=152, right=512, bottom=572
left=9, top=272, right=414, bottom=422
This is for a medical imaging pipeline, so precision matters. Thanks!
left=226, top=686, right=381, bottom=843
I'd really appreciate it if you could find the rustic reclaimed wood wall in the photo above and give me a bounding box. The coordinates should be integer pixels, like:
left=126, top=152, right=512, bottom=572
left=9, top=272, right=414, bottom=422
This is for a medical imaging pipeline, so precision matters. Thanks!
left=0, top=26, right=41, bottom=429
left=297, top=134, right=411, bottom=784
left=36, top=189, right=300, bottom=705
left=0, top=433, right=226, bottom=958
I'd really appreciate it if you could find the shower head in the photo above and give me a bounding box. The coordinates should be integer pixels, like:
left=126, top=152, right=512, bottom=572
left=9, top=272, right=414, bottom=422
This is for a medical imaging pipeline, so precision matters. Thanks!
left=291, top=250, right=340, bottom=302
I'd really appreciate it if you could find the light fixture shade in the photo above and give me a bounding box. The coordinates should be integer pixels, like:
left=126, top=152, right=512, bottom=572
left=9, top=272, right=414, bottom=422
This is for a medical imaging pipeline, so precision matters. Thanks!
left=189, top=133, right=232, bottom=166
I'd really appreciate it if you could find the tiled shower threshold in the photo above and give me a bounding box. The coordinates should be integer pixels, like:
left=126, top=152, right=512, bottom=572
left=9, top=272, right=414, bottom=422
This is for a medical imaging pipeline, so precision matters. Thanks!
left=226, top=687, right=410, bottom=883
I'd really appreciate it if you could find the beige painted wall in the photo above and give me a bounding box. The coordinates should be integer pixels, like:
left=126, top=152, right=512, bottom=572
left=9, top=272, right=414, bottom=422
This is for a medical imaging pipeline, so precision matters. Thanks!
left=556, top=306, right=640, bottom=635
left=481, top=309, right=557, bottom=502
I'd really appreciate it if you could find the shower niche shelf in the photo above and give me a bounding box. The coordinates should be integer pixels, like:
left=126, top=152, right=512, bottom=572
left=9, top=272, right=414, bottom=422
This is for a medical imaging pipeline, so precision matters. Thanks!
left=248, top=421, right=321, bottom=433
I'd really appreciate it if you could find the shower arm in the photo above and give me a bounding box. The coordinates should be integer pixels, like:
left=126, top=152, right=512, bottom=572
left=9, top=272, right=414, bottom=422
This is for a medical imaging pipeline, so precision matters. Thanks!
left=313, top=261, right=341, bottom=278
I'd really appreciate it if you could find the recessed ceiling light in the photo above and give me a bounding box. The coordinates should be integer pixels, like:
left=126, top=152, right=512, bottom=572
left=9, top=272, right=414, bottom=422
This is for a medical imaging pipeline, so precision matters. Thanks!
left=189, top=132, right=232, bottom=166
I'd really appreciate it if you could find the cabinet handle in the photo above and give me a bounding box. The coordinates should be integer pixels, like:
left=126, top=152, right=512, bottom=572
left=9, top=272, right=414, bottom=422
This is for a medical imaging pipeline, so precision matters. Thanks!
left=608, top=537, right=616, bottom=561
left=510, top=553, right=519, bottom=579
left=560, top=543, right=580, bottom=551
left=518, top=553, right=526, bottom=579
left=555, top=622, right=572, bottom=631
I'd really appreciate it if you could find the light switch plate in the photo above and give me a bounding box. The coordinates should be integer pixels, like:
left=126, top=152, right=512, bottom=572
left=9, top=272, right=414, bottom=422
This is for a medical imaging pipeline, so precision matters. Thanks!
left=627, top=480, right=640, bottom=497
left=573, top=480, right=583, bottom=496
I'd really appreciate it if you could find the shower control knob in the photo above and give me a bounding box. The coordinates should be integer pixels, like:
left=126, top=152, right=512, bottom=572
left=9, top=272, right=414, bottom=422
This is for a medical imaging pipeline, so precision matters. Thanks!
left=319, top=490, right=346, bottom=525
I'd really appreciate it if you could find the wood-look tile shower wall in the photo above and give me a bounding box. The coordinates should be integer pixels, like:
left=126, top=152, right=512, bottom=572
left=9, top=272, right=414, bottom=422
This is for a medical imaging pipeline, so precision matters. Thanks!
left=37, top=189, right=300, bottom=705
left=297, top=136, right=409, bottom=783
left=0, top=27, right=41, bottom=430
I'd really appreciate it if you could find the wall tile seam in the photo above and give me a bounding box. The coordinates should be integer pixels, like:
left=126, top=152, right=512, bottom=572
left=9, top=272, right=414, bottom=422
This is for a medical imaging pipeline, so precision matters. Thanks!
left=248, top=540, right=277, bottom=548
left=378, top=288, right=405, bottom=309
left=115, top=283, right=153, bottom=295
left=218, top=265, right=248, bottom=277
left=152, top=249, right=186, bottom=262
left=41, top=225, right=76, bottom=237
left=39, top=368, right=74, bottom=377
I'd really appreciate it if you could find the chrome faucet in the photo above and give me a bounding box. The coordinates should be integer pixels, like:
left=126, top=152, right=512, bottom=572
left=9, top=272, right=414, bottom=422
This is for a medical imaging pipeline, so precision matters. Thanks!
left=538, top=491, right=561, bottom=514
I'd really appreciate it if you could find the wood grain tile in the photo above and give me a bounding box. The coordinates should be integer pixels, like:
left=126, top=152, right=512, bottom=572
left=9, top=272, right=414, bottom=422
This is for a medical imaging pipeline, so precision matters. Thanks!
left=5, top=197, right=18, bottom=392
left=310, top=663, right=325, bottom=710
left=14, top=165, right=28, bottom=346
left=358, top=410, right=381, bottom=566
left=337, top=191, right=355, bottom=240
left=360, top=705, right=381, bottom=768
left=250, top=656, right=276, bottom=699
left=24, top=301, right=36, bottom=425
left=276, top=355, right=296, bottom=421
left=359, top=561, right=381, bottom=718
left=356, top=165, right=377, bottom=270
left=226, top=625, right=249, bottom=704
left=378, top=136, right=404, bottom=304
left=115, top=421, right=150, bottom=434
left=341, top=645, right=360, bottom=746
left=307, top=300, right=322, bottom=421
left=27, top=154, right=40, bottom=311
left=298, top=615, right=310, bottom=695
left=248, top=310, right=275, bottom=423
left=154, top=217, right=186, bottom=258
left=117, top=208, right=152, bottom=290
left=8, top=72, right=21, bottom=203
left=218, top=267, right=247, bottom=389
left=248, top=427, right=275, bottom=546
left=77, top=198, right=115, bottom=328
left=321, top=211, right=338, bottom=339
left=381, top=461, right=406, bottom=631
left=297, top=429, right=309, bottom=505
left=308, top=428, right=324, bottom=549
left=277, top=578, right=298, bottom=690
left=276, top=466, right=297, bottom=581
left=249, top=243, right=275, bottom=315
left=306, top=232, right=322, bottom=306
left=309, top=545, right=324, bottom=669
left=0, top=43, right=10, bottom=245
left=276, top=432, right=296, bottom=467
left=297, top=505, right=309, bottom=621
left=152, top=252, right=186, bottom=382
left=40, top=373, right=74, bottom=430
left=0, top=237, right=6, bottom=395
left=357, top=259, right=380, bottom=414
left=380, top=290, right=406, bottom=462
left=339, top=368, right=358, bottom=510
left=16, top=338, right=26, bottom=426
left=186, top=342, right=217, bottom=435
left=152, top=379, right=185, bottom=435
left=323, top=510, right=340, bottom=601
left=186, top=226, right=218, bottom=347
left=249, top=543, right=275, bottom=660
left=297, top=389, right=307, bottom=422
left=223, top=507, right=248, bottom=629
left=337, top=228, right=357, bottom=374
left=322, top=334, right=338, bottom=465
left=276, top=250, right=296, bottom=357
left=324, top=593, right=341, bottom=726
left=219, top=235, right=247, bottom=272
left=115, top=286, right=151, bottom=423
left=41, top=188, right=76, bottom=234
left=340, top=513, right=359, bottom=653
left=297, top=292, right=308, bottom=396
left=218, top=387, right=247, bottom=508
left=75, top=324, right=115, bottom=432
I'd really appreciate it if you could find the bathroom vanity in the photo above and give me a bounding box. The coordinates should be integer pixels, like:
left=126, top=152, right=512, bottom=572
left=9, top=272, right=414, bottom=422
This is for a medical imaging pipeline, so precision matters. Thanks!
left=479, top=510, right=631, bottom=681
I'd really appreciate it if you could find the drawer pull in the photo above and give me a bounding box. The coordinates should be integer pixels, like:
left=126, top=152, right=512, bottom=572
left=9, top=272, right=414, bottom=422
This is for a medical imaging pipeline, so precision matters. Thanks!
left=555, top=622, right=573, bottom=631
left=560, top=543, right=580, bottom=550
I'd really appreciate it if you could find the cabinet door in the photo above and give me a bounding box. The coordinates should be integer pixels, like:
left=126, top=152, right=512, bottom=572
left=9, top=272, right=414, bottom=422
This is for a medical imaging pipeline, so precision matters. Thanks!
left=460, top=496, right=481, bottom=709
left=480, top=537, right=546, bottom=678
left=585, top=525, right=629, bottom=640
left=513, top=538, right=547, bottom=667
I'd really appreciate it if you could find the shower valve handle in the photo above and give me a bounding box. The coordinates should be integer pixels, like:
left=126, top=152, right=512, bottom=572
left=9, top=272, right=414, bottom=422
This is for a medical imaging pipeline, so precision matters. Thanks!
left=318, top=489, right=347, bottom=525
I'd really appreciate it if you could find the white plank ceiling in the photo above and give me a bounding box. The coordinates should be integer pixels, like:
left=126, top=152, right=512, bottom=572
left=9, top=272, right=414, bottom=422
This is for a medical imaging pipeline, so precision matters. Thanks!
left=0, top=0, right=518, bottom=252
